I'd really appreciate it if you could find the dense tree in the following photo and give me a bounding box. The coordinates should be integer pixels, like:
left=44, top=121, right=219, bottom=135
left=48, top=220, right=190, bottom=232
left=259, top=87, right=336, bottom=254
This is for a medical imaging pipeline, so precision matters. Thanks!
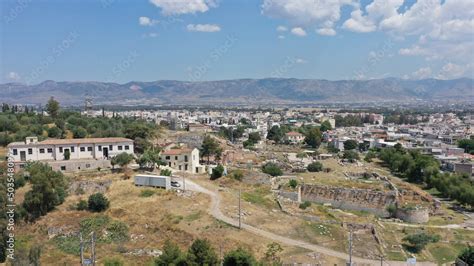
left=223, top=247, right=256, bottom=266
left=22, top=162, right=68, bottom=221
left=160, top=169, right=172, bottom=176
left=72, top=126, right=87, bottom=138
left=458, top=138, right=474, bottom=154
left=88, top=193, right=110, bottom=212
left=343, top=150, right=359, bottom=162
left=211, top=165, right=225, bottom=180
left=186, top=239, right=219, bottom=266
left=243, top=132, right=261, bottom=148
left=458, top=246, right=474, bottom=265
left=45, top=97, right=60, bottom=118
left=320, top=120, right=332, bottom=132
left=137, top=149, right=162, bottom=169
left=343, top=140, right=358, bottom=150
left=47, top=126, right=62, bottom=138
left=262, top=163, right=283, bottom=177
left=111, top=152, right=134, bottom=170
left=200, top=135, right=222, bottom=164
left=267, top=125, right=285, bottom=143
left=335, top=115, right=362, bottom=127
left=154, top=240, right=186, bottom=266
left=403, top=232, right=440, bottom=253
left=289, top=179, right=298, bottom=189
left=304, top=127, right=322, bottom=149
left=307, top=162, right=323, bottom=172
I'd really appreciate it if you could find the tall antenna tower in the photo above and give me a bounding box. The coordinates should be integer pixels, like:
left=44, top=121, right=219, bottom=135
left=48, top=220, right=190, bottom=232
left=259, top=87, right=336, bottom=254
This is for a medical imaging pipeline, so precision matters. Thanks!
left=84, top=95, right=93, bottom=116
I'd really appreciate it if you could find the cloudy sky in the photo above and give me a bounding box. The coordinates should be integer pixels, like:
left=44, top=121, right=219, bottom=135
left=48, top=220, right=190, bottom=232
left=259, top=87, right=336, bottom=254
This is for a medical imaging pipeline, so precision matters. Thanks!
left=1, top=0, right=473, bottom=84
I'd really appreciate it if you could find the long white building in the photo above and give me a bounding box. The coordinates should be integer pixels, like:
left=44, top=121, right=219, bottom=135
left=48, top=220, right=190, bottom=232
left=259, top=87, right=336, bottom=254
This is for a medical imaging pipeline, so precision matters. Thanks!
left=7, top=136, right=134, bottom=171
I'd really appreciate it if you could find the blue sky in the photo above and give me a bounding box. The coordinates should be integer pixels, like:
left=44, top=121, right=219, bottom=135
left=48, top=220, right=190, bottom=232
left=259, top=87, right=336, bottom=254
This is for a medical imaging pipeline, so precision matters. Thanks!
left=1, top=0, right=473, bottom=84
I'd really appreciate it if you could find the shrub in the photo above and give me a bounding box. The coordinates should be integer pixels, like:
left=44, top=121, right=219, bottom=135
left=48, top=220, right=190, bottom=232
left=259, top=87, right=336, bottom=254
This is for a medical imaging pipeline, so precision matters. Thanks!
left=103, top=257, right=124, bottom=266
left=106, top=221, right=129, bottom=242
left=88, top=193, right=110, bottom=212
left=160, top=169, right=172, bottom=176
left=76, top=200, right=88, bottom=211
left=458, top=246, right=474, bottom=265
left=229, top=170, right=244, bottom=181
left=262, top=163, right=283, bottom=177
left=403, top=232, right=440, bottom=253
left=211, top=165, right=225, bottom=180
left=139, top=189, right=155, bottom=197
left=289, top=179, right=298, bottom=189
left=299, top=201, right=311, bottom=210
left=307, top=162, right=323, bottom=172
left=386, top=204, right=397, bottom=217
left=343, top=150, right=359, bottom=162
left=186, top=238, right=219, bottom=266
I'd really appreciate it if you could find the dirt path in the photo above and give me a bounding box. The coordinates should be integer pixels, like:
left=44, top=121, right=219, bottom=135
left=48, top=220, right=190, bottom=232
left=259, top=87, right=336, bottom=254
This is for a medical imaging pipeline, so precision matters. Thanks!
left=180, top=178, right=436, bottom=266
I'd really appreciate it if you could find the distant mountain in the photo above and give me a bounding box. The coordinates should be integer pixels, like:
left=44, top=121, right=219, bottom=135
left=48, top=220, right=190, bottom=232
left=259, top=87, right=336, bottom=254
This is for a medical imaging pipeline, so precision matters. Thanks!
left=1, top=78, right=472, bottom=105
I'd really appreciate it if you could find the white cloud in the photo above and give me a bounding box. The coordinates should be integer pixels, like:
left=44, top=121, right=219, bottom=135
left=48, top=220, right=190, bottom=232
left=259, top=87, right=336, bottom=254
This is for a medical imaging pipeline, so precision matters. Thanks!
left=342, top=9, right=376, bottom=33
left=276, top=25, right=288, bottom=32
left=411, top=67, right=432, bottom=79
left=278, top=35, right=285, bottom=39
left=142, top=32, right=158, bottom=38
left=7, top=71, right=20, bottom=81
left=436, top=63, right=468, bottom=79
left=290, top=27, right=306, bottom=36
left=295, top=58, right=307, bottom=64
left=149, top=0, right=218, bottom=15
left=139, top=16, right=159, bottom=26
left=186, top=24, right=221, bottom=32
left=316, top=27, right=336, bottom=36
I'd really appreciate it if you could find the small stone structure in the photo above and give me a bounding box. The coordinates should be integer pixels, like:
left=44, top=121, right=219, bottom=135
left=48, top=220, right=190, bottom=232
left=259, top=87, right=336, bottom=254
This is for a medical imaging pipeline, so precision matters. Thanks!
left=395, top=206, right=430, bottom=223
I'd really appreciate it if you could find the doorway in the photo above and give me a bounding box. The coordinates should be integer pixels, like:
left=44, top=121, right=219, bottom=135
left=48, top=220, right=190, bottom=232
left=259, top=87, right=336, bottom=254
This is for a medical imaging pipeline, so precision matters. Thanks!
left=102, top=147, right=109, bottom=159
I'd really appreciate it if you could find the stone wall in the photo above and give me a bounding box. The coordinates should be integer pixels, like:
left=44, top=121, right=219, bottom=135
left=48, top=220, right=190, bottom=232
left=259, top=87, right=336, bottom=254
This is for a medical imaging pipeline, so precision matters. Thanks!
left=395, top=207, right=430, bottom=223
left=300, top=184, right=397, bottom=217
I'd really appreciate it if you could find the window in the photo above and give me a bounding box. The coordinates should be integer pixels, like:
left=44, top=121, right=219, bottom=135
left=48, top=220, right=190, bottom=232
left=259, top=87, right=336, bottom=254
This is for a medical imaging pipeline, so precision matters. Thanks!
left=166, top=156, right=170, bottom=160
left=80, top=147, right=85, bottom=152
left=175, top=156, right=178, bottom=160
left=98, top=145, right=102, bottom=151
left=39, top=148, right=45, bottom=154
left=109, top=145, right=113, bottom=151
left=118, top=145, right=123, bottom=150
left=28, top=148, right=33, bottom=155
left=87, top=146, right=93, bottom=152
left=59, top=147, right=63, bottom=153
left=47, top=148, right=53, bottom=153
left=86, top=163, right=91, bottom=168
left=12, top=149, right=17, bottom=155
left=71, top=146, right=75, bottom=153
left=124, top=145, right=129, bottom=150
left=184, top=155, right=188, bottom=162
left=60, top=166, right=66, bottom=171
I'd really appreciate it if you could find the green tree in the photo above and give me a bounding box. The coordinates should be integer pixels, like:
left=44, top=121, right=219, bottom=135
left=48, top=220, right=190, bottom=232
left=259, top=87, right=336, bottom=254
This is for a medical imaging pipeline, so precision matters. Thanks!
left=186, top=238, right=219, bottom=266
left=304, top=127, right=322, bottom=148
left=47, top=126, right=62, bottom=138
left=267, top=125, right=284, bottom=143
left=72, top=126, right=87, bottom=138
left=137, top=149, right=162, bottom=169
left=343, top=150, right=359, bottom=162
left=200, top=135, right=222, bottom=164
left=289, top=179, right=298, bottom=189
left=458, top=246, right=474, bottom=265
left=111, top=152, right=134, bottom=170
left=154, top=240, right=185, bottom=266
left=160, top=169, right=172, bottom=176
left=320, top=120, right=332, bottom=132
left=458, top=138, right=474, bottom=154
left=403, top=232, right=440, bottom=253
left=364, top=151, right=377, bottom=162
left=343, top=140, right=358, bottom=150
left=307, top=162, right=323, bottom=172
left=88, top=193, right=110, bottom=212
left=45, top=97, right=60, bottom=118
left=223, top=247, right=256, bottom=266
left=211, top=165, right=225, bottom=180
left=262, top=163, right=283, bottom=177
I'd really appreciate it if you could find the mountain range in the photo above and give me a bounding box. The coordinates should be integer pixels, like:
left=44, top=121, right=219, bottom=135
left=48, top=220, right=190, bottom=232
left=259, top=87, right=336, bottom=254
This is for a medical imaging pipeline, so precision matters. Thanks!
left=1, top=78, right=472, bottom=105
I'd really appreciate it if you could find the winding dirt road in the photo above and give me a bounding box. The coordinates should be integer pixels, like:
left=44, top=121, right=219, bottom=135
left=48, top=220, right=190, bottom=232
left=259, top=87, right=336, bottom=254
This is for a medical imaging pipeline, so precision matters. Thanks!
left=179, top=178, right=437, bottom=266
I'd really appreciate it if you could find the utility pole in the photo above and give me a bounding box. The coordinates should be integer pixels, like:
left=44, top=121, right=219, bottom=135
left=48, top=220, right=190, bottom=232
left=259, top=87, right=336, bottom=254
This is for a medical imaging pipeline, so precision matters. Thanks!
left=348, top=229, right=353, bottom=266
left=379, top=255, right=384, bottom=266
left=91, top=232, right=96, bottom=266
left=80, top=233, right=84, bottom=266
left=238, top=189, right=242, bottom=229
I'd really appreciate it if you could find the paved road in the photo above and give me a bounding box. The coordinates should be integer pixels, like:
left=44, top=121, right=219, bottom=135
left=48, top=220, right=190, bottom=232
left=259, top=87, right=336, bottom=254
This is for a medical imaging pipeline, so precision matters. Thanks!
left=178, top=178, right=437, bottom=266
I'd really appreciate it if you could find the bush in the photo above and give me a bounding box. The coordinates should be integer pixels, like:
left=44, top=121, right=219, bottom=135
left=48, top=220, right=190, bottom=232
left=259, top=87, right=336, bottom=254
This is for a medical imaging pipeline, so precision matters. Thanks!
left=343, top=140, right=358, bottom=150
left=76, top=200, right=88, bottom=211
left=458, top=246, right=474, bottom=265
left=403, top=232, right=440, bottom=253
left=229, top=170, right=244, bottom=181
left=106, top=221, right=129, bottom=242
left=343, top=150, right=359, bottom=162
left=160, top=169, right=172, bottom=176
left=386, top=204, right=397, bottom=217
left=186, top=238, right=219, bottom=265
left=104, top=257, right=124, bottom=266
left=262, top=163, right=283, bottom=177
left=289, top=179, right=298, bottom=189
left=299, top=201, right=311, bottom=210
left=139, top=189, right=155, bottom=197
left=211, top=165, right=224, bottom=180
left=88, top=193, right=110, bottom=212
left=307, top=162, right=323, bottom=172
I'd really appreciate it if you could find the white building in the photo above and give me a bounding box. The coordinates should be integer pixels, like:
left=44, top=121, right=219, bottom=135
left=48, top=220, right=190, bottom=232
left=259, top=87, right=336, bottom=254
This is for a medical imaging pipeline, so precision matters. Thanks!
left=160, top=147, right=205, bottom=174
left=284, top=131, right=305, bottom=144
left=7, top=136, right=134, bottom=171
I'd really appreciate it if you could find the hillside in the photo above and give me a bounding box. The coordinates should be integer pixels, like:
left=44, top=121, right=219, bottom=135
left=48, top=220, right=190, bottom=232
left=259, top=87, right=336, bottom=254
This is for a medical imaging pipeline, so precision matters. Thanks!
left=0, top=78, right=472, bottom=105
